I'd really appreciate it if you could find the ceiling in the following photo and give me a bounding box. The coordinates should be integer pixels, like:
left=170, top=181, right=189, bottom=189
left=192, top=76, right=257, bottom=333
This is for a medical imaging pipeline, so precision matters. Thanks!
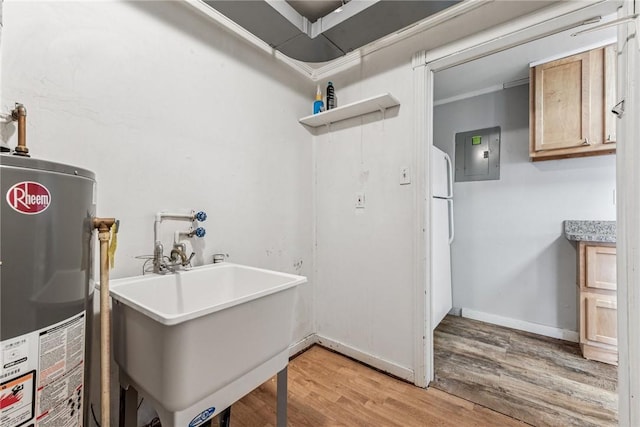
left=286, top=0, right=344, bottom=23
left=204, top=0, right=460, bottom=62
left=192, top=0, right=622, bottom=83
left=434, top=11, right=618, bottom=103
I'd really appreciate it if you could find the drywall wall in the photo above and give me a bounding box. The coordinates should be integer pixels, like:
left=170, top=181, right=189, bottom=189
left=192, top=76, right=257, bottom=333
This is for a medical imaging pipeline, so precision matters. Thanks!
left=1, top=1, right=313, bottom=424
left=433, top=84, right=616, bottom=332
left=313, top=44, right=421, bottom=378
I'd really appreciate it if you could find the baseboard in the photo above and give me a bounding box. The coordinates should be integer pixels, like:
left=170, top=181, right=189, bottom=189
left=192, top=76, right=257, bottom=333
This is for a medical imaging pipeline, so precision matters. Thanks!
left=289, top=333, right=318, bottom=357
left=448, top=307, right=462, bottom=317
left=315, top=334, right=415, bottom=382
left=460, top=308, right=579, bottom=343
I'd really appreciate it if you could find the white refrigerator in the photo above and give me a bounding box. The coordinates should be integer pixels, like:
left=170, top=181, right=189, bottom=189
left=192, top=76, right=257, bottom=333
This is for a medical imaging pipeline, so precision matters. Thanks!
left=431, top=146, right=454, bottom=329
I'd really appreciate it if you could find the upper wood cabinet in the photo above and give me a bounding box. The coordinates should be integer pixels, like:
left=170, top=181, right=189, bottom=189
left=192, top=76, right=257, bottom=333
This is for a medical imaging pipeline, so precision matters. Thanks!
left=529, top=45, right=617, bottom=161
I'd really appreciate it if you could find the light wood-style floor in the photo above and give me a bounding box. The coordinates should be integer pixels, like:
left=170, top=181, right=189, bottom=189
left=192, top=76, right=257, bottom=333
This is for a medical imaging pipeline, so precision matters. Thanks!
left=217, top=345, right=525, bottom=426
left=433, top=315, right=618, bottom=427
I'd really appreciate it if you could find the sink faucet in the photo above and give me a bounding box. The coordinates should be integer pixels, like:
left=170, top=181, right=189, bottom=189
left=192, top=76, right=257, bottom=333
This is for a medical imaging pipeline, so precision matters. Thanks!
left=153, top=210, right=207, bottom=274
left=170, top=244, right=195, bottom=267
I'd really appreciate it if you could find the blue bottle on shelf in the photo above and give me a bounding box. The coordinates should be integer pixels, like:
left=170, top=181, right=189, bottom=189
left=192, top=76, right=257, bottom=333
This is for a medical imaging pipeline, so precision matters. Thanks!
left=313, top=85, right=324, bottom=114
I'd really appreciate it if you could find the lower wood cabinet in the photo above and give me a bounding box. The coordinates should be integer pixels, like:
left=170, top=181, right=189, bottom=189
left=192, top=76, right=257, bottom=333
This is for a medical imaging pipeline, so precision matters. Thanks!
left=578, top=241, right=617, bottom=365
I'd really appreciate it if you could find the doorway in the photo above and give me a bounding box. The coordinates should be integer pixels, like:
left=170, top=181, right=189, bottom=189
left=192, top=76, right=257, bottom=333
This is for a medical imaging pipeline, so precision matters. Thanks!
left=413, top=1, right=640, bottom=425
left=430, top=26, right=618, bottom=425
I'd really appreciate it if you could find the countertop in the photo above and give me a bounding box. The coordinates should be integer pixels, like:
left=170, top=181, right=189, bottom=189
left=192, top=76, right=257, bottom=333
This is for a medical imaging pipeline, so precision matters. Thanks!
left=564, top=220, right=616, bottom=243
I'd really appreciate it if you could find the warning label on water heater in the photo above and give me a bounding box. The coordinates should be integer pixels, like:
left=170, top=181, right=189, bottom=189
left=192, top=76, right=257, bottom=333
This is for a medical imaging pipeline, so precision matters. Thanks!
left=1, top=371, right=35, bottom=427
left=0, top=312, right=85, bottom=427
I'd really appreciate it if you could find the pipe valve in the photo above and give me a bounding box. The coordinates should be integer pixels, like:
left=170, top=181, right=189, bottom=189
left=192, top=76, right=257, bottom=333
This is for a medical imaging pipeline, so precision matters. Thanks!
left=195, top=211, right=207, bottom=222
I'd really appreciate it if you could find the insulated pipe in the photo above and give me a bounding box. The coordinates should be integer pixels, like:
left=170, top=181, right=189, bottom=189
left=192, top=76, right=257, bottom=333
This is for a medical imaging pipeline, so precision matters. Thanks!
left=154, top=212, right=196, bottom=252
left=155, top=212, right=196, bottom=222
left=154, top=211, right=207, bottom=223
left=93, top=217, right=116, bottom=427
left=154, top=211, right=205, bottom=272
left=173, top=227, right=206, bottom=245
left=174, top=230, right=188, bottom=245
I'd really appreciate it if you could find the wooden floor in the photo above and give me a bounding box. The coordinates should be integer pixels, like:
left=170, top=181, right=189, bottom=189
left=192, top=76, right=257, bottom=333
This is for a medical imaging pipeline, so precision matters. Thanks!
left=433, top=315, right=618, bottom=427
left=218, top=345, right=525, bottom=426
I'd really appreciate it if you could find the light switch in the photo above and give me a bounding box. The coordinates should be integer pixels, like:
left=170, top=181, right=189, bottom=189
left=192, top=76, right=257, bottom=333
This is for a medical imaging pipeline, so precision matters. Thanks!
left=355, top=192, right=365, bottom=209
left=400, top=166, right=411, bottom=185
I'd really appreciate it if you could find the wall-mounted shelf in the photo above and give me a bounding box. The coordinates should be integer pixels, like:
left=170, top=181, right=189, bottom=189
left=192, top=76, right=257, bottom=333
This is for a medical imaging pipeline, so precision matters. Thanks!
left=298, top=93, right=399, bottom=128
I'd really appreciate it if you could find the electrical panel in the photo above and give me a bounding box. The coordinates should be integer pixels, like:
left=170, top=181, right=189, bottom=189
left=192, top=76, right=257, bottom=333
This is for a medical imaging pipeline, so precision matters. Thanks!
left=454, top=126, right=500, bottom=182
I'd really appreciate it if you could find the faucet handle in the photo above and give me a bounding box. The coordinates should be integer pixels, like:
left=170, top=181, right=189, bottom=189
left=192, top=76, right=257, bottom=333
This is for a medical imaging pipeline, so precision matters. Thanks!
left=195, top=211, right=207, bottom=222
left=194, top=227, right=206, bottom=238
left=186, top=252, right=196, bottom=265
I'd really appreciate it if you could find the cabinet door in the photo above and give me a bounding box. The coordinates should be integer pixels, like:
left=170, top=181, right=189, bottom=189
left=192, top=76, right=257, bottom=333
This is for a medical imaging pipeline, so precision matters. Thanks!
left=585, top=245, right=617, bottom=291
left=529, top=45, right=617, bottom=161
left=533, top=51, right=591, bottom=151
left=583, top=293, right=617, bottom=347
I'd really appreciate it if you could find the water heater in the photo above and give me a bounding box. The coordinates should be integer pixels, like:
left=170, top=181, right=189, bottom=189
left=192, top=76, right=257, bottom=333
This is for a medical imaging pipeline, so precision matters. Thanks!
left=0, top=154, right=95, bottom=427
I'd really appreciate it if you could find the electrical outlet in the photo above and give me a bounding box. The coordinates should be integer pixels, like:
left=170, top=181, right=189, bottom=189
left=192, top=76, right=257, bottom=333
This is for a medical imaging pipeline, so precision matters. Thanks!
left=355, top=192, right=365, bottom=209
left=400, top=166, right=411, bottom=185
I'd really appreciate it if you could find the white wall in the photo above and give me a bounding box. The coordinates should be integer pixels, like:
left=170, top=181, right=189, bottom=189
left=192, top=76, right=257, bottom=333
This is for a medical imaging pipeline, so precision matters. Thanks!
left=314, top=63, right=417, bottom=377
left=433, top=85, right=616, bottom=332
left=1, top=1, right=314, bottom=423
left=313, top=27, right=439, bottom=376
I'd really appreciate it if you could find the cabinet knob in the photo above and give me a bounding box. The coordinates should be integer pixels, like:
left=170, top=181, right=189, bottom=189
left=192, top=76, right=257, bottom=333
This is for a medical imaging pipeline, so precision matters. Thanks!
left=582, top=138, right=591, bottom=146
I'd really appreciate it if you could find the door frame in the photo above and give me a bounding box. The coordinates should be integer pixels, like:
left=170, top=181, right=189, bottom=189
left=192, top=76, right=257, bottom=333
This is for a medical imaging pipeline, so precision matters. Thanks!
left=412, top=1, right=639, bottom=424
left=615, top=0, right=639, bottom=424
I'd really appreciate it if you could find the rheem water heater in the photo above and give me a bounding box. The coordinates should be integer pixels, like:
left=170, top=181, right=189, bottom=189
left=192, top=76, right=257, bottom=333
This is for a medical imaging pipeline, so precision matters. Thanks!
left=0, top=154, right=95, bottom=427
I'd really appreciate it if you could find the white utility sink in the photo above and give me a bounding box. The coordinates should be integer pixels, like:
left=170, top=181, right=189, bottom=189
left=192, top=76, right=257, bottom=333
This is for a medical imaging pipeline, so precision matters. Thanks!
left=105, top=262, right=306, bottom=427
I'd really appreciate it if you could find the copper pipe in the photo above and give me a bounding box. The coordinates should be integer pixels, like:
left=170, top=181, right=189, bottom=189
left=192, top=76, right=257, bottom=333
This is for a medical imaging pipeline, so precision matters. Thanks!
left=93, top=217, right=116, bottom=427
left=11, top=103, right=29, bottom=157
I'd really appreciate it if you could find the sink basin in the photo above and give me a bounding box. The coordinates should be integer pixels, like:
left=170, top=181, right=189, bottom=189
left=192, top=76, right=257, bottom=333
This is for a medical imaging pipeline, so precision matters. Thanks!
left=104, top=262, right=306, bottom=427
